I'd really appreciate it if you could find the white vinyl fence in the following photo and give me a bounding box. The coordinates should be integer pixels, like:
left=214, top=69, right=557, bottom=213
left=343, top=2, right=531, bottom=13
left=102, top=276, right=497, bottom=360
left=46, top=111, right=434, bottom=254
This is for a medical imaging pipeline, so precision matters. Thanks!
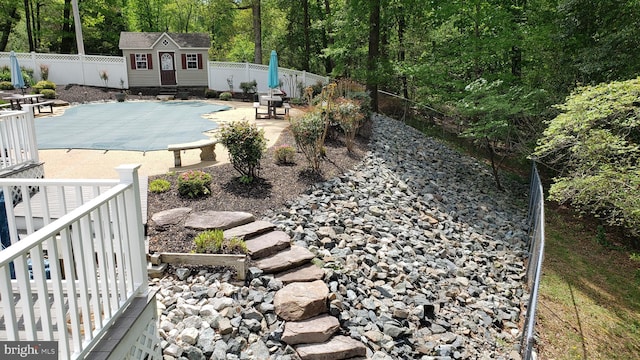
left=0, top=52, right=328, bottom=96
left=0, top=165, right=152, bottom=359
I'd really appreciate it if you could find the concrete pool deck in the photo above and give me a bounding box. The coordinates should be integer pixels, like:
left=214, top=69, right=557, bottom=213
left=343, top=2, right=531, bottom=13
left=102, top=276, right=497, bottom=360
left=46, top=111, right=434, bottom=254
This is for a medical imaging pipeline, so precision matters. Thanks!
left=37, top=100, right=297, bottom=179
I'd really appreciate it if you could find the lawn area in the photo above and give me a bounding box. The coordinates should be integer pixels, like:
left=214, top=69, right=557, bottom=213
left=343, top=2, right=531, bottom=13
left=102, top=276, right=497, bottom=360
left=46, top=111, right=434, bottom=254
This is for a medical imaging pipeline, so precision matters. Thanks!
left=536, top=205, right=640, bottom=359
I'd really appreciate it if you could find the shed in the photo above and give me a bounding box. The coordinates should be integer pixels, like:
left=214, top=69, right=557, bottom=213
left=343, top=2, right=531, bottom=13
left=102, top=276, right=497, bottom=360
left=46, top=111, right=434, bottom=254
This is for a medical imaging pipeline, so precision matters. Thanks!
left=119, top=32, right=210, bottom=88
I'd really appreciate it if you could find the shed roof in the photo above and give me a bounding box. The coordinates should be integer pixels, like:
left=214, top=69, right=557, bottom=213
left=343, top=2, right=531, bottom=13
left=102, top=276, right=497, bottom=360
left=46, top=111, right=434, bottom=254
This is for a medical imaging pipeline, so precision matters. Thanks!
left=119, top=32, right=210, bottom=50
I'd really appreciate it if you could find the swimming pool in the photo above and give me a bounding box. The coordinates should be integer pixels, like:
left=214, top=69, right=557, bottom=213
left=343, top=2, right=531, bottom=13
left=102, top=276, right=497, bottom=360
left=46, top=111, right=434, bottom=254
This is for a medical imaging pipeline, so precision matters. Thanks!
left=35, top=101, right=230, bottom=152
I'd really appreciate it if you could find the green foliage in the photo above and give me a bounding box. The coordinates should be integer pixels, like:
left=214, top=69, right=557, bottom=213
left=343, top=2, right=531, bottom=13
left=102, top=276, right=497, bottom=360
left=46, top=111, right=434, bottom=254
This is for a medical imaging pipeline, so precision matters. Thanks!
left=534, top=77, right=640, bottom=237
left=219, top=92, right=232, bottom=101
left=290, top=109, right=326, bottom=172
left=239, top=80, right=257, bottom=95
left=274, top=144, right=296, bottom=165
left=193, top=229, right=247, bottom=255
left=204, top=89, right=218, bottom=98
left=177, top=170, right=212, bottom=198
left=331, top=98, right=364, bottom=153
left=218, top=120, right=266, bottom=181
left=458, top=78, right=549, bottom=189
left=40, top=89, right=56, bottom=99
left=33, top=80, right=57, bottom=93
left=149, top=179, right=171, bottom=193
left=193, top=229, right=224, bottom=254
left=0, top=82, right=13, bottom=90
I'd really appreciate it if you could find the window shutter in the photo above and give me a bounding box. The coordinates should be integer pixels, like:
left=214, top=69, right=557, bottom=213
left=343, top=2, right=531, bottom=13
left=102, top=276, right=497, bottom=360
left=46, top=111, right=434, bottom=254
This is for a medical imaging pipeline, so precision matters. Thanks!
left=182, top=54, right=187, bottom=69
left=197, top=54, right=203, bottom=69
left=130, top=54, right=136, bottom=70
left=147, top=54, right=153, bottom=69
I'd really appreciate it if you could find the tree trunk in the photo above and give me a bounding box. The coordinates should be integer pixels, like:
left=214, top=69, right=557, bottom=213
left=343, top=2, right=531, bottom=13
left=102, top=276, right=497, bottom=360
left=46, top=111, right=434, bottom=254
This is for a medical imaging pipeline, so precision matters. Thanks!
left=60, top=0, right=74, bottom=53
left=367, top=0, right=380, bottom=113
left=34, top=0, right=42, bottom=49
left=252, top=0, right=262, bottom=64
left=0, top=5, right=19, bottom=51
left=300, top=0, right=310, bottom=71
left=24, top=0, right=34, bottom=51
left=486, top=137, right=504, bottom=191
left=320, top=0, right=333, bottom=74
left=397, top=8, right=408, bottom=99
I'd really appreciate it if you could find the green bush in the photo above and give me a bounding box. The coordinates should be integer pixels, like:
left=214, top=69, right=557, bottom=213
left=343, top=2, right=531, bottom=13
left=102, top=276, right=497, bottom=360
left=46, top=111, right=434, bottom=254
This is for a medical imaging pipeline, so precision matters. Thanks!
left=239, top=80, right=257, bottom=98
left=40, top=89, right=56, bottom=99
left=33, top=80, right=56, bottom=93
left=274, top=144, right=296, bottom=164
left=0, top=81, right=13, bottom=90
left=218, top=120, right=266, bottom=181
left=204, top=89, right=218, bottom=98
left=290, top=109, right=326, bottom=172
left=193, top=229, right=247, bottom=254
left=224, top=237, right=248, bottom=254
left=219, top=91, right=232, bottom=101
left=177, top=170, right=212, bottom=198
left=332, top=98, right=364, bottom=152
left=149, top=179, right=171, bottom=193
left=193, top=229, right=224, bottom=253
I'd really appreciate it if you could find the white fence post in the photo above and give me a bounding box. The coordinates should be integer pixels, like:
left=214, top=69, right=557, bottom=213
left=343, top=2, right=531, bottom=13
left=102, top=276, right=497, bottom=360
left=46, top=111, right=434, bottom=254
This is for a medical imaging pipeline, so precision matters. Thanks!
left=115, top=164, right=147, bottom=294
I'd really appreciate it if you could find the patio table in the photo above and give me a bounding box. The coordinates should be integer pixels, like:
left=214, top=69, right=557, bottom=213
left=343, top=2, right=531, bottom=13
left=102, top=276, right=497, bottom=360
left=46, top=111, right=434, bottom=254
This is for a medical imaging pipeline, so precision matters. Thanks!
left=2, top=94, right=45, bottom=110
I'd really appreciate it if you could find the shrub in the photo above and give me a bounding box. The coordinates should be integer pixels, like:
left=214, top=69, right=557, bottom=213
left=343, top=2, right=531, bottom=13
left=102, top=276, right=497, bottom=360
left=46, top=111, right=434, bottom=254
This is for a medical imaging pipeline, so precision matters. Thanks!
left=40, top=89, right=56, bottom=99
left=0, top=81, right=13, bottom=90
left=193, top=229, right=247, bottom=254
left=204, top=89, right=218, bottom=98
left=274, top=144, right=296, bottom=164
left=289, top=109, right=326, bottom=172
left=219, top=91, right=232, bottom=101
left=177, top=170, right=212, bottom=198
left=239, top=80, right=257, bottom=96
left=149, top=179, right=171, bottom=193
left=33, top=80, right=56, bottom=93
left=193, top=229, right=224, bottom=253
left=40, top=64, right=49, bottom=81
left=333, top=98, right=364, bottom=152
left=218, top=120, right=266, bottom=181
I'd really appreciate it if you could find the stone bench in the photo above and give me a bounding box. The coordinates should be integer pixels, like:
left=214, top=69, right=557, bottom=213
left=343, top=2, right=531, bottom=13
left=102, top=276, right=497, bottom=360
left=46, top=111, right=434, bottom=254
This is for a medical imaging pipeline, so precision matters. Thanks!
left=167, top=139, right=218, bottom=167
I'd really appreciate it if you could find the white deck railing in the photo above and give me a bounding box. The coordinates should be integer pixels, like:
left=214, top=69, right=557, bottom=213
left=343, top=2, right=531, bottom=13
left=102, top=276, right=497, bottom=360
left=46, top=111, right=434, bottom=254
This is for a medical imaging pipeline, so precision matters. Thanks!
left=0, top=108, right=39, bottom=174
left=0, top=165, right=148, bottom=359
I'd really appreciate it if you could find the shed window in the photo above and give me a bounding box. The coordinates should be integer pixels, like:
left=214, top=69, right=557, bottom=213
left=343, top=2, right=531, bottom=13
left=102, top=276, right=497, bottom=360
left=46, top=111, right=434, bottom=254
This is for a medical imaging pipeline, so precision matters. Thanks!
left=135, top=54, right=148, bottom=69
left=182, top=53, right=203, bottom=70
left=186, top=54, right=198, bottom=69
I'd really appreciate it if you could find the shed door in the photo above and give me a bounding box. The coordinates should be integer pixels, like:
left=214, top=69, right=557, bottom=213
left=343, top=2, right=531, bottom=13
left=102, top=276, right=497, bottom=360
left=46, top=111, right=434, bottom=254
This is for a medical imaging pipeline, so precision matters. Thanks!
left=159, top=52, right=176, bottom=85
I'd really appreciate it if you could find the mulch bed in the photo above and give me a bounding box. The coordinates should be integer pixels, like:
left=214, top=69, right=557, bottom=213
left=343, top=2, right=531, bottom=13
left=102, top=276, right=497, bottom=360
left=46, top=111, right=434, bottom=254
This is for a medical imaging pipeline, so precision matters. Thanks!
left=146, top=128, right=369, bottom=253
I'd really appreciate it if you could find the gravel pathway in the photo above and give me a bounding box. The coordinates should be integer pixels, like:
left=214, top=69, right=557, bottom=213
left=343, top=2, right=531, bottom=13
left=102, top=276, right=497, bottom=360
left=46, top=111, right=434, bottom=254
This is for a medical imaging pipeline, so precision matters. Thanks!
left=154, top=114, right=529, bottom=359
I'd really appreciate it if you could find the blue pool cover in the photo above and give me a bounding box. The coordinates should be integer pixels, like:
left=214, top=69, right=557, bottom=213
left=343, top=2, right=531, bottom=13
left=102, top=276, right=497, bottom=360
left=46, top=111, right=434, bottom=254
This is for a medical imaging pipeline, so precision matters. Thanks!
left=35, top=101, right=230, bottom=152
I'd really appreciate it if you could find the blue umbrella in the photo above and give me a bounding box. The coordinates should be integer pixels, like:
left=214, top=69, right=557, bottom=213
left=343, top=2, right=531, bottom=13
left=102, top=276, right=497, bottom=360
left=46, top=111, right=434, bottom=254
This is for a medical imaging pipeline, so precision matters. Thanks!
left=267, top=50, right=279, bottom=94
left=9, top=51, right=25, bottom=94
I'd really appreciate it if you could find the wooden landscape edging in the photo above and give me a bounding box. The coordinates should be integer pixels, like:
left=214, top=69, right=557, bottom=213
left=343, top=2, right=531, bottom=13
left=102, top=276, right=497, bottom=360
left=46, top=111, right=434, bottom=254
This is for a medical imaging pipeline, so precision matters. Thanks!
left=157, top=253, right=247, bottom=280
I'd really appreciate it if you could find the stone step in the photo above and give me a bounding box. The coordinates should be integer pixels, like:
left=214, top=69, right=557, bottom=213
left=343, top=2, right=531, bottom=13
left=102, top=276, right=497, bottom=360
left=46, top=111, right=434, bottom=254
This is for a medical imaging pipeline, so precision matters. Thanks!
left=295, top=335, right=367, bottom=360
left=275, top=263, right=325, bottom=284
left=274, top=280, right=329, bottom=321
left=184, top=211, right=255, bottom=230
left=281, top=314, right=340, bottom=345
left=255, top=245, right=315, bottom=273
left=245, top=230, right=291, bottom=259
left=224, top=220, right=276, bottom=240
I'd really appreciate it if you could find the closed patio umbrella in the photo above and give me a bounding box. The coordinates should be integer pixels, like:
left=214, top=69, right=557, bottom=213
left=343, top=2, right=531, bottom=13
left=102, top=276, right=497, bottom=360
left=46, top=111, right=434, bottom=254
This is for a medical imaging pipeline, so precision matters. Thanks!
left=9, top=51, right=25, bottom=94
left=267, top=50, right=279, bottom=96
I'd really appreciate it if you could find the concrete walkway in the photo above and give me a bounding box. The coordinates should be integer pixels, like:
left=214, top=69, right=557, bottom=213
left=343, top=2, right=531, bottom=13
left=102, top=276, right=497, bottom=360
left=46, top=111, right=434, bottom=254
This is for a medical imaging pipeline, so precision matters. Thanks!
left=37, top=100, right=296, bottom=179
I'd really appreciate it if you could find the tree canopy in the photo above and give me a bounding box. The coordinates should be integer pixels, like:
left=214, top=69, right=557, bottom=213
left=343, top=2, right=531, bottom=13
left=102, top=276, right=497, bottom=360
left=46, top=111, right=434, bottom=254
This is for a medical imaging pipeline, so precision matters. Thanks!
left=534, top=78, right=640, bottom=237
